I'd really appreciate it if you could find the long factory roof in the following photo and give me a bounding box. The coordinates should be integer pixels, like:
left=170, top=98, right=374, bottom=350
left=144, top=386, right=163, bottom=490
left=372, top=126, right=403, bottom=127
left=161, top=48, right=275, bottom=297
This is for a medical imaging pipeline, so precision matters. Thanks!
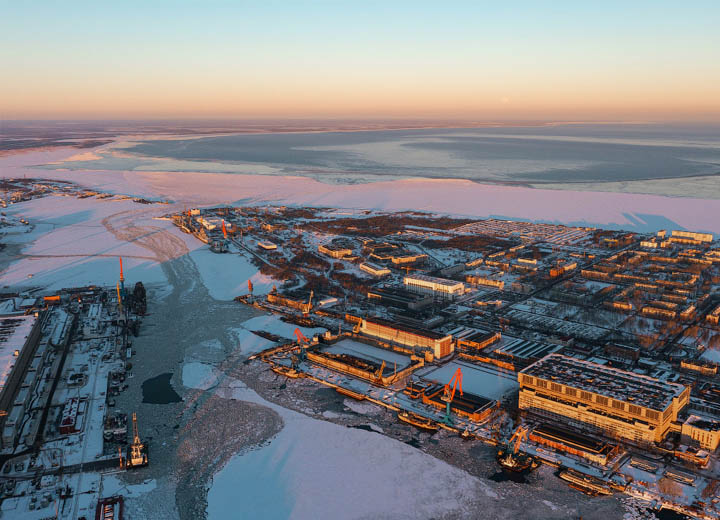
left=0, top=314, right=37, bottom=391
left=521, top=353, right=687, bottom=411
left=404, top=274, right=464, bottom=288
left=363, top=316, right=450, bottom=341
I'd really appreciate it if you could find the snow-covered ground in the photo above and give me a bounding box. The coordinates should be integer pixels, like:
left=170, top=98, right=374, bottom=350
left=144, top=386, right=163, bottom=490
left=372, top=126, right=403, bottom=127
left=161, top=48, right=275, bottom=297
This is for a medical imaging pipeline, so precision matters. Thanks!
left=0, top=196, right=171, bottom=291
left=101, top=475, right=158, bottom=499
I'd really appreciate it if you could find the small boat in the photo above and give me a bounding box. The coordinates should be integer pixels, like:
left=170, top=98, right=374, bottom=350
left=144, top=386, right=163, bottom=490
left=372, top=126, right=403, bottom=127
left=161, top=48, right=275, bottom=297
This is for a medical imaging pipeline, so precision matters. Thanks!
left=496, top=446, right=539, bottom=473
left=397, top=411, right=439, bottom=432
left=336, top=387, right=366, bottom=400
left=271, top=365, right=302, bottom=379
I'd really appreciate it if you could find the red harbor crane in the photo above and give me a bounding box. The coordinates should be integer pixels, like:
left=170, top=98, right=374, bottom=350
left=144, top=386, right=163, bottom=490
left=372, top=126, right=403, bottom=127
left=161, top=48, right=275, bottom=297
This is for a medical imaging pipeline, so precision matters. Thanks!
left=441, top=367, right=463, bottom=426
left=293, top=327, right=311, bottom=367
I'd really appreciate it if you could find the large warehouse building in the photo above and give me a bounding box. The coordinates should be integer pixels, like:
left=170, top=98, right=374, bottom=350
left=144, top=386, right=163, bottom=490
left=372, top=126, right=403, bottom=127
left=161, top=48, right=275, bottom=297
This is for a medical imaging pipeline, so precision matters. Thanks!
left=519, top=354, right=690, bottom=444
left=359, top=317, right=453, bottom=359
left=403, top=274, right=465, bottom=299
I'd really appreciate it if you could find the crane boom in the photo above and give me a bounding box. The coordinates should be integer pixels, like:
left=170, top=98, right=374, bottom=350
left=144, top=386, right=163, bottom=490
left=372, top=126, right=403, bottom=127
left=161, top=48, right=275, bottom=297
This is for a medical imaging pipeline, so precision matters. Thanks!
left=442, top=367, right=463, bottom=402
left=294, top=328, right=310, bottom=344
left=132, top=412, right=140, bottom=444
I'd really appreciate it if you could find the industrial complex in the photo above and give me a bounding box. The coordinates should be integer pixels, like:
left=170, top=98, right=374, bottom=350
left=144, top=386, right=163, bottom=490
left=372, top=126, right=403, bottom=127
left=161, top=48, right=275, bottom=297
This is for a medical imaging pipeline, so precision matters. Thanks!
left=3, top=188, right=720, bottom=519
left=171, top=203, right=720, bottom=519
left=0, top=254, right=148, bottom=518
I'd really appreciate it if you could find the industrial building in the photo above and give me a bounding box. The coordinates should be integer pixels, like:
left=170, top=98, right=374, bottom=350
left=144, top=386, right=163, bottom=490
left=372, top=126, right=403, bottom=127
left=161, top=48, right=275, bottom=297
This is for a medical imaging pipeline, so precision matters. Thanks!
left=420, top=384, right=497, bottom=423
left=318, top=243, right=353, bottom=259
left=267, top=289, right=314, bottom=314
left=0, top=313, right=43, bottom=447
left=493, top=338, right=563, bottom=366
left=529, top=424, right=620, bottom=466
left=519, top=354, right=690, bottom=444
left=367, top=287, right=433, bottom=311
left=370, top=250, right=427, bottom=266
left=681, top=415, right=720, bottom=451
left=403, top=274, right=465, bottom=299
left=455, top=330, right=501, bottom=352
left=258, top=241, right=277, bottom=250
left=359, top=317, right=453, bottom=359
left=359, top=262, right=391, bottom=277
left=306, top=336, right=423, bottom=386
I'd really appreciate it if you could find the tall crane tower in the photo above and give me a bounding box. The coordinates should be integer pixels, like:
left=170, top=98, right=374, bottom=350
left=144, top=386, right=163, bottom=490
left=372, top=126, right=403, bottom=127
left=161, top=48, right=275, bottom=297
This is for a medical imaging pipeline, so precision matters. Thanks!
left=441, top=367, right=463, bottom=426
left=292, top=328, right=311, bottom=368
left=128, top=412, right=148, bottom=468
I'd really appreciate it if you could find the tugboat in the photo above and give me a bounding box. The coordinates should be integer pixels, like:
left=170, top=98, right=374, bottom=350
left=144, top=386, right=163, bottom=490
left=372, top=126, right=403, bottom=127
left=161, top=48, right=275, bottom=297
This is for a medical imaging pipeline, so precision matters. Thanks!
left=271, top=364, right=302, bottom=379
left=397, top=411, right=440, bottom=433
left=496, top=426, right=539, bottom=473
left=271, top=351, right=305, bottom=379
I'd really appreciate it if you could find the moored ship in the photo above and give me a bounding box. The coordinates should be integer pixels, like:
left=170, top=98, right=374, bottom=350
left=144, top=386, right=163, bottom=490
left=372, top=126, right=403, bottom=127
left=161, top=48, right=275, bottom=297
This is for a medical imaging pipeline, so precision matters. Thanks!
left=398, top=411, right=440, bottom=432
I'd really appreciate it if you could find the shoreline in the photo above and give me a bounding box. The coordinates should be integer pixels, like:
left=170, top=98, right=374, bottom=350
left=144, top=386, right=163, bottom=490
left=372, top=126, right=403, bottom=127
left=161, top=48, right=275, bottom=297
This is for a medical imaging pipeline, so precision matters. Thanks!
left=2, top=142, right=720, bottom=237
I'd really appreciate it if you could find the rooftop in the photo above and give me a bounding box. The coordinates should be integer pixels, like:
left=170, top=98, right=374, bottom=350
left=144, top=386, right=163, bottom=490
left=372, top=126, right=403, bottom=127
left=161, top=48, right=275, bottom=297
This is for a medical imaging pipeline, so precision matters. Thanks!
left=522, top=353, right=687, bottom=411
left=363, top=316, right=450, bottom=340
left=0, top=314, right=37, bottom=391
left=685, top=414, right=720, bottom=431
left=404, top=274, right=464, bottom=288
left=495, top=338, right=563, bottom=360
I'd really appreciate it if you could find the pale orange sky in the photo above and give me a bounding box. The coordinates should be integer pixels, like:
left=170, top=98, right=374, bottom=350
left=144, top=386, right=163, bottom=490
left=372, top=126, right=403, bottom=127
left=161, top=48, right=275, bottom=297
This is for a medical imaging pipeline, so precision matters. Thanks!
left=2, top=1, right=719, bottom=121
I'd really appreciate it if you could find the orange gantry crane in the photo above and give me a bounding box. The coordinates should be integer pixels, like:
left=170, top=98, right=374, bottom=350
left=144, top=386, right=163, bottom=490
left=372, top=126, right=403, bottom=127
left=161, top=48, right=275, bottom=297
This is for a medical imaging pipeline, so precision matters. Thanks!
left=510, top=425, right=529, bottom=454
left=292, top=328, right=311, bottom=368
left=441, top=367, right=463, bottom=425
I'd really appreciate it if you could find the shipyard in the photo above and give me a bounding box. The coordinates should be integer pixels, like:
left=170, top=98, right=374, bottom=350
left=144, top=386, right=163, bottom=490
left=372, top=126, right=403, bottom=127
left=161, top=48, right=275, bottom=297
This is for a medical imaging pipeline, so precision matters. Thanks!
left=0, top=258, right=149, bottom=519
left=2, top=188, right=720, bottom=519
left=155, top=203, right=720, bottom=519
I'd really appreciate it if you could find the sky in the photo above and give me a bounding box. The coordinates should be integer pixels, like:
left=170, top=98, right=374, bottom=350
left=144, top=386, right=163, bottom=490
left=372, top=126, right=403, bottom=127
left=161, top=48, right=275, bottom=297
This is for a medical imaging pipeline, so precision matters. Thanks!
left=1, top=1, right=719, bottom=121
